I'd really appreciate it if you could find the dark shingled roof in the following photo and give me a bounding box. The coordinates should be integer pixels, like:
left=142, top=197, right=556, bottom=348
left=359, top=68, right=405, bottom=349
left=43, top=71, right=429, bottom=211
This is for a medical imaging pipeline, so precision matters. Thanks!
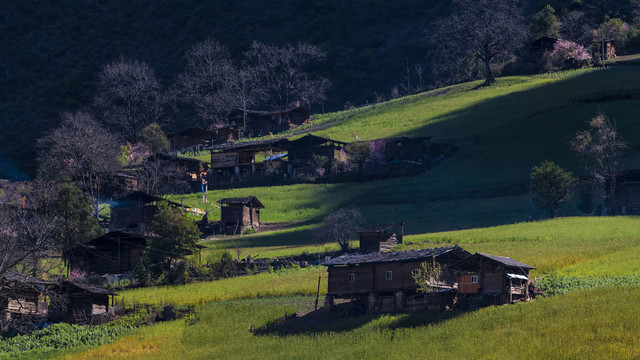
left=112, top=191, right=182, bottom=208
left=65, top=281, right=117, bottom=295
left=475, top=253, right=536, bottom=269
left=323, top=245, right=465, bottom=266
left=2, top=271, right=54, bottom=285
left=219, top=196, right=265, bottom=209
left=358, top=222, right=405, bottom=233
left=207, top=138, right=286, bottom=152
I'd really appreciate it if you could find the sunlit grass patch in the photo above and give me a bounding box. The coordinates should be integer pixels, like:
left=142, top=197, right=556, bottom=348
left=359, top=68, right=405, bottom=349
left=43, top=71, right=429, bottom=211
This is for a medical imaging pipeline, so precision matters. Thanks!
left=64, top=287, right=640, bottom=360
left=117, top=267, right=327, bottom=307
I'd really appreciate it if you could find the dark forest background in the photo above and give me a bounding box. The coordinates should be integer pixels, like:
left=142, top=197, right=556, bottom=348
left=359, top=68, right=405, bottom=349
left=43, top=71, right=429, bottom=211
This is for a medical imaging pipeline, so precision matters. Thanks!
left=0, top=0, right=635, bottom=179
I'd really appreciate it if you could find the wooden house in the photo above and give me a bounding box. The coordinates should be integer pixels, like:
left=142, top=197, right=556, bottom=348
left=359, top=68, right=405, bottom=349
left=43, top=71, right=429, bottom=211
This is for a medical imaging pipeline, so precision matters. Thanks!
left=286, top=135, right=346, bottom=168
left=358, top=222, right=405, bottom=253
left=529, top=36, right=558, bottom=63
left=612, top=169, right=640, bottom=215
left=167, top=126, right=239, bottom=151
left=66, top=231, right=148, bottom=275
left=109, top=191, right=182, bottom=234
left=219, top=197, right=264, bottom=234
left=1, top=272, right=53, bottom=330
left=243, top=106, right=311, bottom=137
left=323, top=246, right=470, bottom=313
left=452, top=253, right=535, bottom=308
left=56, top=281, right=116, bottom=324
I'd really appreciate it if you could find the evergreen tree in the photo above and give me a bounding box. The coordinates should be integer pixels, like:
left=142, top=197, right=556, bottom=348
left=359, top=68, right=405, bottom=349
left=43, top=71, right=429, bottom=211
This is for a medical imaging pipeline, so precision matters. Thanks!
left=531, top=5, right=560, bottom=40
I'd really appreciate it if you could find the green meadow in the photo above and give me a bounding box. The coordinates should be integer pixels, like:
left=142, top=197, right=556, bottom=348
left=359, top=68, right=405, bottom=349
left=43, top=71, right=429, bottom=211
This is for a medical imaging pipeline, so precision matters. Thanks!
left=31, top=69, right=640, bottom=359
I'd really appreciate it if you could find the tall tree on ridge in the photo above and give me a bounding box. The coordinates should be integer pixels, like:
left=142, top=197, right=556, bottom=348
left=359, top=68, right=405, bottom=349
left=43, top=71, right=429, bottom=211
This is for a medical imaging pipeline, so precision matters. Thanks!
left=431, top=0, right=529, bottom=85
left=94, top=57, right=168, bottom=142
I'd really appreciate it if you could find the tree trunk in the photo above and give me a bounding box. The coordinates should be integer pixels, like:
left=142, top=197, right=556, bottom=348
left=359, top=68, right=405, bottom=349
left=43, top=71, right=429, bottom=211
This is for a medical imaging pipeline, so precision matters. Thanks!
left=483, top=59, right=495, bottom=85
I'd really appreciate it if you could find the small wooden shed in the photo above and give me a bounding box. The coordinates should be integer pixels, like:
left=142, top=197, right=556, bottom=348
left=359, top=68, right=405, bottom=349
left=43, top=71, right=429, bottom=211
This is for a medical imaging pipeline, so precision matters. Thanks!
left=1, top=272, right=52, bottom=329
left=59, top=281, right=117, bottom=324
left=219, top=196, right=265, bottom=233
left=453, top=253, right=535, bottom=308
left=358, top=222, right=405, bottom=253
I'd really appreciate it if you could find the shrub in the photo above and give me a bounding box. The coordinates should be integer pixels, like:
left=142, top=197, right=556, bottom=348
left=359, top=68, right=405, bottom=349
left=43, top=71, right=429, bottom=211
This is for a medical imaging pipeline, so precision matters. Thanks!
left=550, top=39, right=591, bottom=69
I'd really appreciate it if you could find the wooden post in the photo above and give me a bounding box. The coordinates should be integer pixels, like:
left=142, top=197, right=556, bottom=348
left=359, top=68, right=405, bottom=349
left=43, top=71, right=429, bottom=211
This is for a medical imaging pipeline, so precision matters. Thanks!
left=315, top=276, right=321, bottom=311
left=117, top=232, right=121, bottom=274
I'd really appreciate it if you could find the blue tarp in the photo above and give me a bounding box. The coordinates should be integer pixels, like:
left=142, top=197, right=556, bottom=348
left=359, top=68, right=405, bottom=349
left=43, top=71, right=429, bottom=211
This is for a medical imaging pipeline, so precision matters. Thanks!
left=264, top=153, right=288, bottom=161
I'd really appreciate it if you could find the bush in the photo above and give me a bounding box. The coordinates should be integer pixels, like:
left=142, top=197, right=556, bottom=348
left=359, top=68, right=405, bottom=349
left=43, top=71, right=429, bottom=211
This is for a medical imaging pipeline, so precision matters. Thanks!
left=550, top=39, right=591, bottom=69
left=0, top=322, right=131, bottom=358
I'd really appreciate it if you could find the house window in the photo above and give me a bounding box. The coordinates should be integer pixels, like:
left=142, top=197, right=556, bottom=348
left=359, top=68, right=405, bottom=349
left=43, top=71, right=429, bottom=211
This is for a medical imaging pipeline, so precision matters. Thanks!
left=386, top=271, right=393, bottom=280
left=347, top=273, right=355, bottom=283
left=470, top=275, right=478, bottom=283
left=412, top=269, right=419, bottom=277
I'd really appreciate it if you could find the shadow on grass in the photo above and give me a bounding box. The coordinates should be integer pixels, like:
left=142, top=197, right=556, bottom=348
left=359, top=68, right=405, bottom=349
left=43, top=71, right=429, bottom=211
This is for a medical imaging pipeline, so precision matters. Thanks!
left=253, top=307, right=464, bottom=337
left=204, top=223, right=318, bottom=250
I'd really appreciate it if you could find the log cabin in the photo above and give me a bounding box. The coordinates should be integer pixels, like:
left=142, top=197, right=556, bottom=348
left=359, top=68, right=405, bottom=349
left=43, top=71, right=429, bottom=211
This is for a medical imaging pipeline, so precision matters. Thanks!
left=323, top=246, right=470, bottom=313
left=358, top=222, right=405, bottom=253
left=109, top=191, right=182, bottom=234
left=1, top=272, right=53, bottom=330
left=452, top=253, right=535, bottom=308
left=219, top=197, right=264, bottom=234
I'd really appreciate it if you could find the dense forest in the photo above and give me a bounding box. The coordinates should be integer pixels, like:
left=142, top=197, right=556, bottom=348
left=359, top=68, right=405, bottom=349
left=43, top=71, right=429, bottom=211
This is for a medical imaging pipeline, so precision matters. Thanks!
left=0, top=0, right=637, bottom=179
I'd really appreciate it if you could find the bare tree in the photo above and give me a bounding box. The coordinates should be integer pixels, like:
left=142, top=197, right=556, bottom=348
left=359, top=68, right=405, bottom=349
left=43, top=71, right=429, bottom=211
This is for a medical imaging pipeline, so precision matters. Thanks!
left=314, top=208, right=363, bottom=251
left=37, top=111, right=121, bottom=216
left=94, top=57, right=167, bottom=142
left=224, top=66, right=266, bottom=135
left=244, top=41, right=330, bottom=110
left=431, top=0, right=529, bottom=85
left=177, top=39, right=236, bottom=128
left=572, top=113, right=629, bottom=214
left=135, top=158, right=190, bottom=195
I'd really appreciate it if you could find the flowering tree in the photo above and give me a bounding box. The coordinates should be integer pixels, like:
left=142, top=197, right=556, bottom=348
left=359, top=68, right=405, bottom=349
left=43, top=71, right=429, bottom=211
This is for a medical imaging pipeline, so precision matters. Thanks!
left=597, top=18, right=635, bottom=52
left=363, top=140, right=386, bottom=169
left=550, top=39, right=592, bottom=69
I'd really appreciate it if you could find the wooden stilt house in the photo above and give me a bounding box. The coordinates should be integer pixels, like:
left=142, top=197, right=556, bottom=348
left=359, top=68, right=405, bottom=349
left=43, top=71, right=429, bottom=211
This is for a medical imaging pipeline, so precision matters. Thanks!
left=452, top=253, right=535, bottom=308
left=323, top=246, right=470, bottom=314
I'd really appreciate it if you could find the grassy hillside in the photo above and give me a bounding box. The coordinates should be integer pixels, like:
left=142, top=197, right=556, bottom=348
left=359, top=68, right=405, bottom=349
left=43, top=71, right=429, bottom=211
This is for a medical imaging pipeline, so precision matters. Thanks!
left=171, top=68, right=640, bottom=236
left=45, top=216, right=640, bottom=360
